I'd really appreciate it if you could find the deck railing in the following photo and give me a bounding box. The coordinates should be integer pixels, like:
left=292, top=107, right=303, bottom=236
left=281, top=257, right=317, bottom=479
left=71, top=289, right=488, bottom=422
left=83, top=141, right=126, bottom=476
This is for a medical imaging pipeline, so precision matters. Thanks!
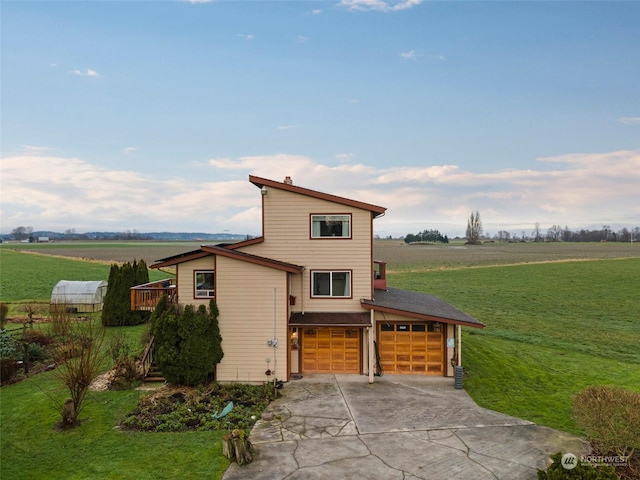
left=140, top=335, right=155, bottom=379
left=130, top=279, right=176, bottom=311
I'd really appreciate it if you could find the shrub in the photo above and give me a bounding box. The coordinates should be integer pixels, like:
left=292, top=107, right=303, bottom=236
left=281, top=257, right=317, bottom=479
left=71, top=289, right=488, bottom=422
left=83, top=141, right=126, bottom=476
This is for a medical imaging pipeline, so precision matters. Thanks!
left=107, top=332, right=138, bottom=390
left=0, top=303, right=8, bottom=329
left=53, top=320, right=107, bottom=428
left=151, top=298, right=223, bottom=386
left=0, top=329, right=18, bottom=359
left=49, top=309, right=73, bottom=338
left=101, top=260, right=150, bottom=326
left=27, top=342, right=48, bottom=362
left=21, top=329, right=54, bottom=346
left=0, top=329, right=19, bottom=383
left=537, top=452, right=618, bottom=479
left=573, top=386, right=640, bottom=458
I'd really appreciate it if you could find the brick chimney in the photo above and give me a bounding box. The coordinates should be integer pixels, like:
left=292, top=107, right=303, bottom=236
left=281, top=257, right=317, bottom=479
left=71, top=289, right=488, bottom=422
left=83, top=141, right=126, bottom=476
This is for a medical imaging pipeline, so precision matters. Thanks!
left=284, top=176, right=293, bottom=185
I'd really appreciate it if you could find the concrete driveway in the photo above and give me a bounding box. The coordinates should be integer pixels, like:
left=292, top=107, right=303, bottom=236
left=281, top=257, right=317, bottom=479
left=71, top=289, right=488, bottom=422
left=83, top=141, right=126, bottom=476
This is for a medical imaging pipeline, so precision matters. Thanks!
left=223, top=374, right=588, bottom=480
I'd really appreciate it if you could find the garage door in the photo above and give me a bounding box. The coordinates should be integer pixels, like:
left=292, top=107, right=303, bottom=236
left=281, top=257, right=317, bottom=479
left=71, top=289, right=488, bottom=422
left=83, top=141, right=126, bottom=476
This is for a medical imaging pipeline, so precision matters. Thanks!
left=302, top=328, right=360, bottom=373
left=378, top=322, right=443, bottom=375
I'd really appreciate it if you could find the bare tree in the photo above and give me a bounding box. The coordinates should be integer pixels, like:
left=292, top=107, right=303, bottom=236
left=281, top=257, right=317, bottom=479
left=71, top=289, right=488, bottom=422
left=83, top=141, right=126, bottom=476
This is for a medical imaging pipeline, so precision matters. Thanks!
left=11, top=226, right=33, bottom=241
left=533, top=223, right=541, bottom=242
left=497, top=230, right=511, bottom=242
left=465, top=211, right=483, bottom=245
left=54, top=318, right=107, bottom=428
left=546, top=225, right=563, bottom=242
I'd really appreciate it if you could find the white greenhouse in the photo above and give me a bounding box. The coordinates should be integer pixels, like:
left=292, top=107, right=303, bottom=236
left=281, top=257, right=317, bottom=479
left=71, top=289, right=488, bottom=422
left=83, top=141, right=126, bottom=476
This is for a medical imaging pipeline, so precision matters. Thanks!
left=50, top=280, right=108, bottom=313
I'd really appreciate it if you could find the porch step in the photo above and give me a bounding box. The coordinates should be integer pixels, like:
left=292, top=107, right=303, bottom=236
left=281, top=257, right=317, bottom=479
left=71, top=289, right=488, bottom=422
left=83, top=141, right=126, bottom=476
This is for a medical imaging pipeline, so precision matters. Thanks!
left=144, top=376, right=166, bottom=383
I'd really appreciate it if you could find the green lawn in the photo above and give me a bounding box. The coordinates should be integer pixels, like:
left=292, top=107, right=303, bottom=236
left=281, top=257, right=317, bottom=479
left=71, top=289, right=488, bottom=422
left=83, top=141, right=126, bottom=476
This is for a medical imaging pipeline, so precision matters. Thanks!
left=1, top=369, right=229, bottom=479
left=1, top=322, right=229, bottom=479
left=390, top=257, right=640, bottom=433
left=0, top=249, right=171, bottom=305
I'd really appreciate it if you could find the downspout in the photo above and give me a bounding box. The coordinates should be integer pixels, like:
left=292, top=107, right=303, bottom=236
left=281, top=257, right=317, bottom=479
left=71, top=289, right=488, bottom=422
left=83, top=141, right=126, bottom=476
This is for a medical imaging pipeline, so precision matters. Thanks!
left=300, top=268, right=305, bottom=315
left=457, top=324, right=462, bottom=367
left=368, top=309, right=375, bottom=383
left=273, top=287, right=277, bottom=380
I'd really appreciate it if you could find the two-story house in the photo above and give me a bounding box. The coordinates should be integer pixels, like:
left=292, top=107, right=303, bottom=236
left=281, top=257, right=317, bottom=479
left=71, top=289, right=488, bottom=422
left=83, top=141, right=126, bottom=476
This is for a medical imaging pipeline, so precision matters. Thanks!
left=132, top=175, right=484, bottom=383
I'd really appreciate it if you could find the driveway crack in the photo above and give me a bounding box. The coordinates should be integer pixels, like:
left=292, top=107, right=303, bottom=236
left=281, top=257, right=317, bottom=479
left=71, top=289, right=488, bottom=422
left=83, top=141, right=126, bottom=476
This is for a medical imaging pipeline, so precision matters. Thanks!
left=454, top=429, right=500, bottom=480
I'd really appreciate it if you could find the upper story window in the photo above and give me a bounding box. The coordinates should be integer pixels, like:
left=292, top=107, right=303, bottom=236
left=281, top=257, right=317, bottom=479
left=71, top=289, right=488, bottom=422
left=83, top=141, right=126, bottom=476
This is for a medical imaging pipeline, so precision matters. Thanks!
left=311, top=214, right=351, bottom=238
left=311, top=271, right=351, bottom=298
left=194, top=271, right=215, bottom=298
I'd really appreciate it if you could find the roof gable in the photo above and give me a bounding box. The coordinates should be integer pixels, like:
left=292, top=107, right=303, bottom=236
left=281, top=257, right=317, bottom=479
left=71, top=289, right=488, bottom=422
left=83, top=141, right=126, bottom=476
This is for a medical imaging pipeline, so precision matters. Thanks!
left=150, top=245, right=303, bottom=273
left=249, top=175, right=387, bottom=217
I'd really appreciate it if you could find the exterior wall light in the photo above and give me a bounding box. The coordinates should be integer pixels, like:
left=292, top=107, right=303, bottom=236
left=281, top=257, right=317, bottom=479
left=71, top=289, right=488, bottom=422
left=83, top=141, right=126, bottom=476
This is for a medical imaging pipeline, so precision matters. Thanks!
left=261, top=186, right=268, bottom=195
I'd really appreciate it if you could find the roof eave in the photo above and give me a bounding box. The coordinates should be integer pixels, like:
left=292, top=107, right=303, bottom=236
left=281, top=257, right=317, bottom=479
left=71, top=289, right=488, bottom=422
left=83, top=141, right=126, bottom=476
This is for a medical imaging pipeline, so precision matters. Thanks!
left=360, top=301, right=485, bottom=329
left=200, top=245, right=304, bottom=273
left=150, top=250, right=212, bottom=269
left=249, top=175, right=387, bottom=218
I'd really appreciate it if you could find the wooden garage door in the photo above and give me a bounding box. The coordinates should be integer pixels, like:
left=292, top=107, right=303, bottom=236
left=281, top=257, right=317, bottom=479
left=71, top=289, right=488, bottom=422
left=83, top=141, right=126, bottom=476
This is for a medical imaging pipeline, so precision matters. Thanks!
left=302, top=328, right=360, bottom=373
left=378, top=323, right=443, bottom=375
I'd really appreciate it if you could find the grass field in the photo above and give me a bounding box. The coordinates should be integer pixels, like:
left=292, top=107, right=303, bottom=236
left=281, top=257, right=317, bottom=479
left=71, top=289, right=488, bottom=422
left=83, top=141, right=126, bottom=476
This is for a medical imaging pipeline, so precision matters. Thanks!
left=390, top=257, right=640, bottom=432
left=0, top=241, right=207, bottom=265
left=1, top=241, right=639, bottom=478
left=0, top=248, right=172, bottom=307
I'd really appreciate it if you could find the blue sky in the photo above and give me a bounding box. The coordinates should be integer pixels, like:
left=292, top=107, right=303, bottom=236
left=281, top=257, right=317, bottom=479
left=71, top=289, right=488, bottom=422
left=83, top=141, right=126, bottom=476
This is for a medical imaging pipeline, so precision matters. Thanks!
left=2, top=0, right=639, bottom=238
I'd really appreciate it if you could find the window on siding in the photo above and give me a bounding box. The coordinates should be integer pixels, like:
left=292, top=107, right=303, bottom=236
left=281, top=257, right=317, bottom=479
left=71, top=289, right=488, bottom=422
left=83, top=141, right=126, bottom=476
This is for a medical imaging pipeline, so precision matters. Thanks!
left=312, top=271, right=351, bottom=297
left=311, top=215, right=351, bottom=238
left=194, top=271, right=215, bottom=298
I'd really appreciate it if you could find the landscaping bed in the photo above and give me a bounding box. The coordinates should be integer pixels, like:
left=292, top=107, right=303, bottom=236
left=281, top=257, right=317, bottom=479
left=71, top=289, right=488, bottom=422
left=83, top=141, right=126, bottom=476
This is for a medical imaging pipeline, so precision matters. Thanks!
left=121, top=382, right=279, bottom=432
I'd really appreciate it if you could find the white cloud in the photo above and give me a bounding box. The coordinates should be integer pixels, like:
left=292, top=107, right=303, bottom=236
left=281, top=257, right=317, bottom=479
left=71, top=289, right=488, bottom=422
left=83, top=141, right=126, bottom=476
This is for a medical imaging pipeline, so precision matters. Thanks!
left=277, top=124, right=299, bottom=130
left=297, top=35, right=311, bottom=43
left=237, top=34, right=255, bottom=41
left=336, top=153, right=355, bottom=162
left=618, top=117, right=640, bottom=125
left=400, top=50, right=418, bottom=60
left=123, top=147, right=138, bottom=155
left=69, top=68, right=100, bottom=77
left=338, top=0, right=423, bottom=12
left=1, top=150, right=638, bottom=237
left=311, top=9, right=322, bottom=15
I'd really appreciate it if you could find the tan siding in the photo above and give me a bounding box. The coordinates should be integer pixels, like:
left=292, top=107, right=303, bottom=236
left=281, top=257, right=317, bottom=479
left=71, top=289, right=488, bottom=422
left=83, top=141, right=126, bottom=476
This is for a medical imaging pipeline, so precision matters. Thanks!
left=244, top=188, right=374, bottom=311
left=215, top=256, right=289, bottom=383
left=176, top=256, right=215, bottom=308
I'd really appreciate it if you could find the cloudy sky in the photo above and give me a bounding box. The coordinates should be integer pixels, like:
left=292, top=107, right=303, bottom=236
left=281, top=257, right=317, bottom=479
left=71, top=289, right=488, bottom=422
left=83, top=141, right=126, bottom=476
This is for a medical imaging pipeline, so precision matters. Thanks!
left=1, top=0, right=639, bottom=238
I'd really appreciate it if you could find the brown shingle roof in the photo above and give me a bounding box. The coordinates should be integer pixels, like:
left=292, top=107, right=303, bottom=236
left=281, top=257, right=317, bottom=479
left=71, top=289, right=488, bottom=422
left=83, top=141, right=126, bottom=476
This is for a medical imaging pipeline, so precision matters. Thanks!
left=361, top=287, right=485, bottom=328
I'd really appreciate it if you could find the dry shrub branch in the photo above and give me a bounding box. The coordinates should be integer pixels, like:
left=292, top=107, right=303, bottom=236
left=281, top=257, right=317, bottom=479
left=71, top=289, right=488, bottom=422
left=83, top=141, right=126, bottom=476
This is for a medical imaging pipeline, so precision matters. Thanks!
left=53, top=316, right=107, bottom=428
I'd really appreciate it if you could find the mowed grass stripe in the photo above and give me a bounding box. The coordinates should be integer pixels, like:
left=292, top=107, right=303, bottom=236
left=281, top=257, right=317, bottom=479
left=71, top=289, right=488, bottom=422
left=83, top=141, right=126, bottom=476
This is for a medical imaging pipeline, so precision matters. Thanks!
left=389, top=258, right=640, bottom=433
left=390, top=258, right=640, bottom=363
left=0, top=249, right=172, bottom=303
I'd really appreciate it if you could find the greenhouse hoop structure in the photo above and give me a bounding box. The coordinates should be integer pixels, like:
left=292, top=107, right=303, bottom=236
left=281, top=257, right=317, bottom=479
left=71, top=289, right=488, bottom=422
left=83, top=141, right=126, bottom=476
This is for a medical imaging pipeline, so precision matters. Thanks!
left=50, top=280, right=108, bottom=313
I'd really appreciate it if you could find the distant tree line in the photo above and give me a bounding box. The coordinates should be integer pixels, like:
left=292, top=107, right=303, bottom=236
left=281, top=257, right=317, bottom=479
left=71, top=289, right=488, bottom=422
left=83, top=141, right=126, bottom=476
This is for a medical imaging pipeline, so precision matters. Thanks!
left=489, top=224, right=640, bottom=243
left=404, top=229, right=449, bottom=244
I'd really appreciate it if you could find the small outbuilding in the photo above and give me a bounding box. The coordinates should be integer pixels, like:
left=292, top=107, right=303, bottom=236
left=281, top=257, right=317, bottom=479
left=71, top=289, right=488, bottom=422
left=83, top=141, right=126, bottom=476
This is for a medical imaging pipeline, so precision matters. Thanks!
left=50, top=280, right=108, bottom=313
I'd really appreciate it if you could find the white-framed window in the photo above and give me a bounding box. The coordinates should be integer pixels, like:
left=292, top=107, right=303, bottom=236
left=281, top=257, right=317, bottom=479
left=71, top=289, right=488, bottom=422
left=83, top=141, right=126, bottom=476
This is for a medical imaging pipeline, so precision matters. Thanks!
left=311, top=214, right=351, bottom=238
left=311, top=271, right=351, bottom=298
left=194, top=271, right=215, bottom=298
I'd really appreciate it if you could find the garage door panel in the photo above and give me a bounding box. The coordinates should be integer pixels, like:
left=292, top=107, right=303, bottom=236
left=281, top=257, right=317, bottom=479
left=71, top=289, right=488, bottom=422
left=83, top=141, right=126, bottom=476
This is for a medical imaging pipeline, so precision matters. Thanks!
left=302, top=327, right=361, bottom=374
left=378, top=322, right=443, bottom=375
